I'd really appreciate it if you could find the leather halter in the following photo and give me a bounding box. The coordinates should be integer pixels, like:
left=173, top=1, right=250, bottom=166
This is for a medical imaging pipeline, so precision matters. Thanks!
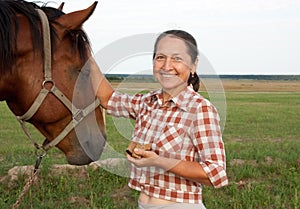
left=16, top=9, right=100, bottom=152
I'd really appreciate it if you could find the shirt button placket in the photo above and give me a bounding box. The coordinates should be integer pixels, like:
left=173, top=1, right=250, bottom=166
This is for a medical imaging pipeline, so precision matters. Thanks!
left=141, top=173, right=146, bottom=182
left=140, top=173, right=146, bottom=190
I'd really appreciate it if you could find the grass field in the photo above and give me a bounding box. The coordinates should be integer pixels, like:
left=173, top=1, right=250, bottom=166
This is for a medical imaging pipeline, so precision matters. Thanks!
left=0, top=79, right=300, bottom=208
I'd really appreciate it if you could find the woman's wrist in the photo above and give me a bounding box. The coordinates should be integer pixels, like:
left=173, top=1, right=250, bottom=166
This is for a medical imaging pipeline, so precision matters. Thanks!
left=154, top=156, right=181, bottom=171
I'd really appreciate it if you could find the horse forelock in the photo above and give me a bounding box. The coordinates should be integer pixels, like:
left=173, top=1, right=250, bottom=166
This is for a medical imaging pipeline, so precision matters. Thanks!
left=0, top=0, right=91, bottom=74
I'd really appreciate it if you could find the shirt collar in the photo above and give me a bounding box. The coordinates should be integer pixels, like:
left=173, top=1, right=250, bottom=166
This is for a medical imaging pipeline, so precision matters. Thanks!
left=149, top=85, right=196, bottom=111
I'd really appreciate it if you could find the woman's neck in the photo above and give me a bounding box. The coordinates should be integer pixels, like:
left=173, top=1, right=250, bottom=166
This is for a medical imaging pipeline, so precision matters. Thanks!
left=162, top=85, right=187, bottom=103
left=162, top=92, right=173, bottom=104
left=162, top=85, right=187, bottom=104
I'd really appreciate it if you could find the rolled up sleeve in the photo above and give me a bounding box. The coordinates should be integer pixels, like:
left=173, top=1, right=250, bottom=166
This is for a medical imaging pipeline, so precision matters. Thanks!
left=106, top=91, right=142, bottom=119
left=192, top=102, right=228, bottom=188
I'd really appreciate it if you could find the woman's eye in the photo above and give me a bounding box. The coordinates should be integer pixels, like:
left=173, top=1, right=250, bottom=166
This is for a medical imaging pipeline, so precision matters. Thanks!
left=155, top=55, right=165, bottom=60
left=172, top=56, right=182, bottom=62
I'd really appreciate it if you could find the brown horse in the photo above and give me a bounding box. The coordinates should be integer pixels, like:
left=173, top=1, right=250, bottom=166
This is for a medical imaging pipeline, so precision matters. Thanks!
left=0, top=0, right=106, bottom=165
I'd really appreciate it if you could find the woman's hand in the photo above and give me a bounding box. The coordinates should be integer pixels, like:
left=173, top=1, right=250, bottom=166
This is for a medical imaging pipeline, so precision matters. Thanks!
left=126, top=148, right=180, bottom=171
left=126, top=148, right=159, bottom=167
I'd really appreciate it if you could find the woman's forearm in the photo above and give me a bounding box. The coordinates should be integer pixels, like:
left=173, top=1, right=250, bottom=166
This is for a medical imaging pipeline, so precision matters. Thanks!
left=155, top=156, right=213, bottom=186
left=89, top=58, right=114, bottom=109
left=130, top=148, right=213, bottom=186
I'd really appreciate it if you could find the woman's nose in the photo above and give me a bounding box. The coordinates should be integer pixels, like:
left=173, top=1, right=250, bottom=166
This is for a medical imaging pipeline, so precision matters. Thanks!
left=163, top=57, right=173, bottom=70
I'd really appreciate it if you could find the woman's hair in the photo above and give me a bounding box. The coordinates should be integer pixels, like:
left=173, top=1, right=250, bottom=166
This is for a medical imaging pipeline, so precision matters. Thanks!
left=153, top=30, right=200, bottom=92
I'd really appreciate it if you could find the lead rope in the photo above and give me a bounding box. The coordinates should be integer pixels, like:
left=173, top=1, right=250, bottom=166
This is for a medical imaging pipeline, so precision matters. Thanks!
left=12, top=154, right=44, bottom=209
left=11, top=172, right=38, bottom=209
left=12, top=9, right=50, bottom=209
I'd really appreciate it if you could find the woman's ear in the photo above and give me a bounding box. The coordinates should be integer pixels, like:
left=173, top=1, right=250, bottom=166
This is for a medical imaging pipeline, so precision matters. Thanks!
left=191, top=57, right=198, bottom=74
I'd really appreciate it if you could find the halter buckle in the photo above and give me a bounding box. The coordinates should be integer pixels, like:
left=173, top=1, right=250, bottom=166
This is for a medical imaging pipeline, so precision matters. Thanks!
left=73, top=109, right=84, bottom=123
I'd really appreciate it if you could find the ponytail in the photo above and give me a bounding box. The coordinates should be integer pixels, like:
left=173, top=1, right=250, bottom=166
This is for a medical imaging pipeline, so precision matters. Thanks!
left=188, top=72, right=200, bottom=92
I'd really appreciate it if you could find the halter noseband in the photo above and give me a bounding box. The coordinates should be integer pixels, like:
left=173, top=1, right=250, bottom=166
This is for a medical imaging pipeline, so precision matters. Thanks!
left=16, top=9, right=100, bottom=152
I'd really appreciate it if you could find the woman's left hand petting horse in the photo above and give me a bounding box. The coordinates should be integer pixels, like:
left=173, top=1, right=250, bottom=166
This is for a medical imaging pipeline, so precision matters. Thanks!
left=0, top=0, right=106, bottom=165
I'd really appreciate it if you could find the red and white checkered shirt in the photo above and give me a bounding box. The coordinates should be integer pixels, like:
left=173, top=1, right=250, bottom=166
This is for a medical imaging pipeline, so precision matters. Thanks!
left=107, top=85, right=228, bottom=204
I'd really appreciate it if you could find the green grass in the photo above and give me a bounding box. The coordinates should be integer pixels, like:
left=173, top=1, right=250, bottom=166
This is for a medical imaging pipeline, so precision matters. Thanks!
left=1, top=92, right=300, bottom=208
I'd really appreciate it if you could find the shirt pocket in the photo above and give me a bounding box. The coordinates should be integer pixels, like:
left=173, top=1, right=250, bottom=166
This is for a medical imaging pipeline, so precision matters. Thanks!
left=156, top=124, right=186, bottom=154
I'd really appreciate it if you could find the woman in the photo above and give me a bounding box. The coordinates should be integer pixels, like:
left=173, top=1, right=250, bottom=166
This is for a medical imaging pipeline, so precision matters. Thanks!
left=91, top=30, right=228, bottom=208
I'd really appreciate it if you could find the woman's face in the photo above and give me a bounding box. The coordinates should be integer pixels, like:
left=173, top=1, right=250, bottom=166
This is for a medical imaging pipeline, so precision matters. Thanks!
left=153, top=35, right=196, bottom=95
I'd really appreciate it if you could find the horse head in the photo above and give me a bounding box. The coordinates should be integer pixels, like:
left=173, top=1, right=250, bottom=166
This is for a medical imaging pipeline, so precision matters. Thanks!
left=0, top=1, right=106, bottom=165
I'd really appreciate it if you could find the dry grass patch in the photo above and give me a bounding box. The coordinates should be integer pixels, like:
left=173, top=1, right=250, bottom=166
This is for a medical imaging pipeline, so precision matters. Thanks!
left=219, top=79, right=300, bottom=92
left=112, top=79, right=300, bottom=92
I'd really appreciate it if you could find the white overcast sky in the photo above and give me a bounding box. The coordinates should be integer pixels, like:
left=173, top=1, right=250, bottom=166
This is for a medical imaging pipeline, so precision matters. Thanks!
left=30, top=0, right=300, bottom=75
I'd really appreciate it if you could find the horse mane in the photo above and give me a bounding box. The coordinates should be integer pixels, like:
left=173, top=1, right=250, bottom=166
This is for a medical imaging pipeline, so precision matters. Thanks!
left=0, top=0, right=91, bottom=74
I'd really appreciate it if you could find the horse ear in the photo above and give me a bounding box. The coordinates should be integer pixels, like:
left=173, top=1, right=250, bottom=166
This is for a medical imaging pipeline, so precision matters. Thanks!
left=58, top=2, right=65, bottom=11
left=55, top=2, right=97, bottom=33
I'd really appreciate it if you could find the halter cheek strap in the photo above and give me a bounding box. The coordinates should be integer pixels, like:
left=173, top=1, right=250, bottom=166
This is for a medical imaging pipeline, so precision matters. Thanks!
left=16, top=9, right=101, bottom=152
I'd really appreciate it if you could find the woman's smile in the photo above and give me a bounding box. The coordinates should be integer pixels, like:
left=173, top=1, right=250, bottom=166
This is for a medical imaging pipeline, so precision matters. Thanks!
left=160, top=72, right=177, bottom=78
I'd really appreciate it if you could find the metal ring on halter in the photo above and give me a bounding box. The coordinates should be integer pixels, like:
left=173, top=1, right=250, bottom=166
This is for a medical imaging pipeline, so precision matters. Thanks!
left=35, top=146, right=47, bottom=158
left=42, top=79, right=55, bottom=88
left=42, top=79, right=55, bottom=91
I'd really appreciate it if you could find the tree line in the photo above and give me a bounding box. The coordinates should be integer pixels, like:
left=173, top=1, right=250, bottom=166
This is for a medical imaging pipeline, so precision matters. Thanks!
left=105, top=74, right=300, bottom=81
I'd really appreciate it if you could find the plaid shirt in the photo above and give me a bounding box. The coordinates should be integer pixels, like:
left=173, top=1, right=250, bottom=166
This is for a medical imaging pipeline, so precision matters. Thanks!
left=107, top=86, right=228, bottom=204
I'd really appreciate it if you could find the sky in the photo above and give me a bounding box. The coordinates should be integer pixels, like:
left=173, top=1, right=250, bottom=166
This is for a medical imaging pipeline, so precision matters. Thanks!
left=29, top=0, right=300, bottom=75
